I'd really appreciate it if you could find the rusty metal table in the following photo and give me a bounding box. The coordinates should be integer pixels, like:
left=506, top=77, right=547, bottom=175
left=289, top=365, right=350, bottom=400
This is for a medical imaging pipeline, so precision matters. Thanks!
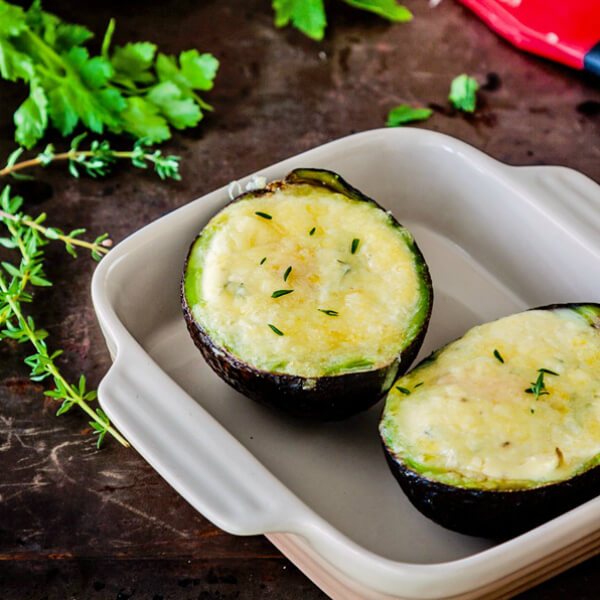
left=1, top=1, right=600, bottom=598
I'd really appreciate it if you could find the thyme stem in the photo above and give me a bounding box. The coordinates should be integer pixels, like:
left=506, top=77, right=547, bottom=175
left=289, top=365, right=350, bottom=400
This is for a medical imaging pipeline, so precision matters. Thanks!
left=0, top=210, right=109, bottom=256
left=0, top=273, right=129, bottom=447
left=0, top=150, right=173, bottom=177
left=0, top=136, right=180, bottom=448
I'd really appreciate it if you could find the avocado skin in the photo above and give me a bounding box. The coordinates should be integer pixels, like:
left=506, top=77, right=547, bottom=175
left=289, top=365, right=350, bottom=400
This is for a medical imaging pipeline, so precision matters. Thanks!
left=380, top=303, right=600, bottom=537
left=181, top=168, right=433, bottom=420
left=383, top=440, right=600, bottom=538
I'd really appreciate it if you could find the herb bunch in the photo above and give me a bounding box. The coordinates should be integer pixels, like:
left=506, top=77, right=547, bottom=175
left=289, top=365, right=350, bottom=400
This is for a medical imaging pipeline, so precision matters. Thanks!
left=0, top=137, right=181, bottom=447
left=0, top=0, right=219, bottom=148
left=525, top=368, right=559, bottom=401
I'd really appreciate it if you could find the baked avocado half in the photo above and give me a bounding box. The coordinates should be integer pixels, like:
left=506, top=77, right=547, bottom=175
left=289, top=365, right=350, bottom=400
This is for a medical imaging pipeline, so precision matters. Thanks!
left=380, top=304, right=600, bottom=537
left=182, top=168, right=432, bottom=420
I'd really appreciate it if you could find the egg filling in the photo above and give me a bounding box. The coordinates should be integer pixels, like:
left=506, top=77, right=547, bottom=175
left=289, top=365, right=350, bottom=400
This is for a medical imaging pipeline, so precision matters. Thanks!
left=184, top=182, right=430, bottom=377
left=381, top=308, right=600, bottom=489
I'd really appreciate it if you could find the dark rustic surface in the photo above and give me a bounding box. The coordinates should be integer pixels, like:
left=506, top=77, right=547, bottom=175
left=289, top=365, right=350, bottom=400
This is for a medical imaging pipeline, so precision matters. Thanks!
left=1, top=1, right=600, bottom=598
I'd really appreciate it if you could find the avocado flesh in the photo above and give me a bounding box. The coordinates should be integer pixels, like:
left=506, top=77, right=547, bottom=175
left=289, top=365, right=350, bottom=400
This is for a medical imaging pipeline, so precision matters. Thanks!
left=182, top=168, right=432, bottom=419
left=380, top=304, right=600, bottom=536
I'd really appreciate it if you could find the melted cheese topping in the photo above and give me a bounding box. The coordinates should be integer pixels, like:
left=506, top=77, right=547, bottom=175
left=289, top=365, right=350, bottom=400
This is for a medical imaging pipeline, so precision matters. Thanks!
left=381, top=310, right=600, bottom=488
left=185, top=183, right=427, bottom=377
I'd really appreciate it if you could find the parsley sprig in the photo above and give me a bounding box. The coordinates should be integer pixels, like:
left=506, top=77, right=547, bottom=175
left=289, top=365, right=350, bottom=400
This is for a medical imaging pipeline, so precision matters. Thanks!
left=0, top=0, right=218, bottom=148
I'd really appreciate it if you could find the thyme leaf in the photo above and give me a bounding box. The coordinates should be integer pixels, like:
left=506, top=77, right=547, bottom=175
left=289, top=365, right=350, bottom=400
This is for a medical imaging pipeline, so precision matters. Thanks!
left=538, top=368, right=559, bottom=376
left=255, top=211, right=272, bottom=220
left=268, top=323, right=284, bottom=336
left=351, top=238, right=360, bottom=254
left=318, top=309, right=339, bottom=316
left=493, top=349, right=504, bottom=363
left=271, top=289, right=294, bottom=298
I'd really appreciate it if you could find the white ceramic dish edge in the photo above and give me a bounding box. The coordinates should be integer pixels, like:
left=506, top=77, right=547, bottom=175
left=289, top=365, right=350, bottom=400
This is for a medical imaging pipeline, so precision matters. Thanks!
left=92, top=129, right=600, bottom=599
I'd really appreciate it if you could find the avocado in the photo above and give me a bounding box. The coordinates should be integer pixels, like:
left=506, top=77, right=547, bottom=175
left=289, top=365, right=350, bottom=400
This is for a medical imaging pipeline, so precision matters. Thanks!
left=380, top=303, right=600, bottom=536
left=182, top=168, right=433, bottom=420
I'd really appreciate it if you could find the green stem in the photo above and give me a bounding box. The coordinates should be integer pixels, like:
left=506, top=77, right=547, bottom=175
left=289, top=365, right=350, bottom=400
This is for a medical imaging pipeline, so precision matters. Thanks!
left=22, top=29, right=66, bottom=73
left=0, top=150, right=163, bottom=178
left=0, top=221, right=33, bottom=327
left=0, top=209, right=110, bottom=256
left=0, top=273, right=129, bottom=447
left=4, top=216, right=29, bottom=262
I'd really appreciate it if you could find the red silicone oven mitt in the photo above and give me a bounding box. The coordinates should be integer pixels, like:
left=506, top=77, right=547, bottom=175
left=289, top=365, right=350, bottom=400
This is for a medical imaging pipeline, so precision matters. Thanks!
left=456, top=0, right=600, bottom=75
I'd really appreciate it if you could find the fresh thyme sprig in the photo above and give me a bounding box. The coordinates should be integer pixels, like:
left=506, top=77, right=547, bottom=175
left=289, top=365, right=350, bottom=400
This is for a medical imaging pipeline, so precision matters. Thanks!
left=1, top=135, right=181, bottom=181
left=0, top=208, right=111, bottom=260
left=525, top=372, right=548, bottom=399
left=0, top=136, right=181, bottom=447
left=525, top=368, right=559, bottom=400
left=0, top=271, right=127, bottom=448
left=0, top=184, right=128, bottom=448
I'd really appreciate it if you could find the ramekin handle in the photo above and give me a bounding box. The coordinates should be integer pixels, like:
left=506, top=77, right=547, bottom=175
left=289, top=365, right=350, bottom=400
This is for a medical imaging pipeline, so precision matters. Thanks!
left=98, top=349, right=306, bottom=536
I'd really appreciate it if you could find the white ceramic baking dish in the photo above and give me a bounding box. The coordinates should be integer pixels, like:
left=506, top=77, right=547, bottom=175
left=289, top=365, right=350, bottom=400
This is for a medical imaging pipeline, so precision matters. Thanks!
left=92, top=129, right=600, bottom=600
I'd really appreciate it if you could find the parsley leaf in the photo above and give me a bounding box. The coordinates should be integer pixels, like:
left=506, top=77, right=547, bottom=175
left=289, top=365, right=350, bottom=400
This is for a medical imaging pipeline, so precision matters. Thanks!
left=273, top=0, right=327, bottom=41
left=147, top=81, right=202, bottom=130
left=343, top=0, right=411, bottom=21
left=179, top=50, right=219, bottom=91
left=0, top=1, right=27, bottom=37
left=54, top=23, right=94, bottom=52
left=111, top=42, right=157, bottom=84
left=14, top=78, right=48, bottom=148
left=449, top=74, right=479, bottom=113
left=155, top=50, right=218, bottom=111
left=0, top=37, right=34, bottom=81
left=386, top=104, right=432, bottom=126
left=119, top=97, right=170, bottom=142
left=273, top=0, right=410, bottom=40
